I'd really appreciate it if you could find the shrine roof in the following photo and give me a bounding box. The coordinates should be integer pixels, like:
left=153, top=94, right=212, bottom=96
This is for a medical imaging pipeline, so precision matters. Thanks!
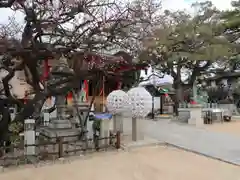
left=70, top=50, right=149, bottom=76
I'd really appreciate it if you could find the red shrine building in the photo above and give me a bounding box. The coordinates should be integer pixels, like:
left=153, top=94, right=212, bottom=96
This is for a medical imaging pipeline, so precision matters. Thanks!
left=72, top=51, right=148, bottom=111
left=0, top=51, right=148, bottom=111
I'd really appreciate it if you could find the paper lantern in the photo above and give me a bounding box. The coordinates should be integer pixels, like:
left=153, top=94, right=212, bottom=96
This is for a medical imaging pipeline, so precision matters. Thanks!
left=126, top=87, right=152, bottom=118
left=106, top=90, right=128, bottom=114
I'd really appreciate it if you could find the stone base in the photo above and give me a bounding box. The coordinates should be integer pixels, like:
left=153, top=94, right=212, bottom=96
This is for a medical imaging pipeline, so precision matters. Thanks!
left=40, top=128, right=80, bottom=142
left=121, top=136, right=161, bottom=150
left=132, top=117, right=144, bottom=141
left=39, top=127, right=81, bottom=155
left=113, top=115, right=123, bottom=133
left=188, top=106, right=203, bottom=127
left=188, top=118, right=204, bottom=127
left=48, top=119, right=73, bottom=129
left=178, top=108, right=190, bottom=123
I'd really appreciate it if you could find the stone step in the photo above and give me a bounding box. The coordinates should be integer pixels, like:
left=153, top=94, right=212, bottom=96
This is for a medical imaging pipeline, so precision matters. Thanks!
left=40, top=128, right=80, bottom=140
left=48, top=119, right=72, bottom=129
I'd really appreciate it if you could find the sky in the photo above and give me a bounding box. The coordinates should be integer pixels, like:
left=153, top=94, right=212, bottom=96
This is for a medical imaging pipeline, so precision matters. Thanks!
left=0, top=0, right=234, bottom=25
left=162, top=0, right=233, bottom=11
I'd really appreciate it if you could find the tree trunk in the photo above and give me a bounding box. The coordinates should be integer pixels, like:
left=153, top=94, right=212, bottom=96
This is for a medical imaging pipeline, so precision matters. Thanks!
left=0, top=104, right=11, bottom=155
left=172, top=83, right=184, bottom=115
left=175, top=84, right=184, bottom=103
left=172, top=66, right=183, bottom=115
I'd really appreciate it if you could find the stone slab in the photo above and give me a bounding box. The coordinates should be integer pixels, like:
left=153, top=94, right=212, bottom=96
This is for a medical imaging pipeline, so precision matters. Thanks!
left=40, top=128, right=80, bottom=141
left=48, top=119, right=73, bottom=129
left=121, top=136, right=162, bottom=150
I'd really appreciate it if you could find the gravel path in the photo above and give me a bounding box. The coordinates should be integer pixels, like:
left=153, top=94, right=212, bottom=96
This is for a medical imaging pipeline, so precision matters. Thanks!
left=1, top=146, right=240, bottom=180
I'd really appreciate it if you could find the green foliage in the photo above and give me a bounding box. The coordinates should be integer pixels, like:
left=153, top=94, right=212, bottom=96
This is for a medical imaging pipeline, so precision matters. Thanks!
left=221, top=1, right=240, bottom=31
left=139, top=1, right=236, bottom=85
left=9, top=121, right=23, bottom=145
left=145, top=12, right=233, bottom=63
left=219, top=1, right=240, bottom=69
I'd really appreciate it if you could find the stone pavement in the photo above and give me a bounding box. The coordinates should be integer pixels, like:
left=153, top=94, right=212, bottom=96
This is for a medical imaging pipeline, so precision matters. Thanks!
left=123, top=118, right=240, bottom=165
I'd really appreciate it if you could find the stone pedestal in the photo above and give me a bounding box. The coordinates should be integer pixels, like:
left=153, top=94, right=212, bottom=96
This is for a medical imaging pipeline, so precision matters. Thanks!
left=188, top=104, right=203, bottom=126
left=178, top=108, right=190, bottom=123
left=24, top=119, right=36, bottom=156
left=40, top=96, right=80, bottom=146
left=132, top=117, right=144, bottom=141
left=113, top=114, right=123, bottom=133
left=99, top=118, right=112, bottom=146
left=41, top=118, right=80, bottom=142
left=40, top=121, right=80, bottom=156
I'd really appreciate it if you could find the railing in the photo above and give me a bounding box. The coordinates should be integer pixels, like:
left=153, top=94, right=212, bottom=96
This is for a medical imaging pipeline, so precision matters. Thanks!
left=0, top=131, right=121, bottom=167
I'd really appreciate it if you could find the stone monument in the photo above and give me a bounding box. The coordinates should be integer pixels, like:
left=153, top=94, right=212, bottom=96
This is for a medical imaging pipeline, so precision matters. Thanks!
left=40, top=55, right=80, bottom=144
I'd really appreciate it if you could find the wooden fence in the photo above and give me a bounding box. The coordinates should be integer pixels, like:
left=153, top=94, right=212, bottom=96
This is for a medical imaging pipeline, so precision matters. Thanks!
left=0, top=131, right=121, bottom=167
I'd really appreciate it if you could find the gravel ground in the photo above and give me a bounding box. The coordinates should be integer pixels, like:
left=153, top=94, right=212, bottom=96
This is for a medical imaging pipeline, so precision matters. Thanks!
left=0, top=146, right=240, bottom=180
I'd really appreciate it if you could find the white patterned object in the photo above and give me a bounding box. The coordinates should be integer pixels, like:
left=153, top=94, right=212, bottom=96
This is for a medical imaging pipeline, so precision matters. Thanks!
left=127, top=87, right=152, bottom=118
left=106, top=90, right=128, bottom=115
